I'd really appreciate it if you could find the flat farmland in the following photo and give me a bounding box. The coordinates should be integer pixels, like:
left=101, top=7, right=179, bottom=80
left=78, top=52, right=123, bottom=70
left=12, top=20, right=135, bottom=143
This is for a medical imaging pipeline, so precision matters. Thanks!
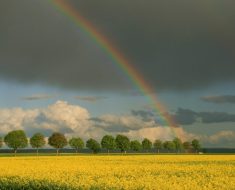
left=0, top=155, right=234, bottom=190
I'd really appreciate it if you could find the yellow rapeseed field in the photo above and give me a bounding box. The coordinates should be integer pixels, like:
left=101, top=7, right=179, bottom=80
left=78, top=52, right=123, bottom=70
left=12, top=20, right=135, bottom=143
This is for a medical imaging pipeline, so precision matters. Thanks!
left=0, top=155, right=234, bottom=189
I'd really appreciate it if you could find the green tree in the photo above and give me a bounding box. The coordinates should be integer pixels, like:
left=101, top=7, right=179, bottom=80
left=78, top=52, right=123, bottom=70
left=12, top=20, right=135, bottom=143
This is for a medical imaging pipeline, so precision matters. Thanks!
left=130, top=140, right=142, bottom=152
left=86, top=138, right=101, bottom=154
left=183, top=141, right=191, bottom=153
left=191, top=139, right=201, bottom=153
left=101, top=135, right=116, bottom=153
left=142, top=138, right=152, bottom=152
left=0, top=137, right=3, bottom=148
left=153, top=139, right=162, bottom=153
left=163, top=141, right=175, bottom=153
left=4, top=130, right=28, bottom=156
left=173, top=138, right=183, bottom=153
left=115, top=135, right=130, bottom=153
left=48, top=132, right=67, bottom=155
left=30, top=133, right=46, bottom=156
left=69, top=137, right=84, bottom=153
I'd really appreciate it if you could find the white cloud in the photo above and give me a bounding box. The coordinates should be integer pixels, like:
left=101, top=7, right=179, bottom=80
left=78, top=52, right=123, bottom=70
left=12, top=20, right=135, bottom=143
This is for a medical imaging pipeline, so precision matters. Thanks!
left=41, top=100, right=90, bottom=132
left=0, top=101, right=234, bottom=147
left=123, top=126, right=197, bottom=142
left=0, top=101, right=93, bottom=138
left=0, top=108, right=39, bottom=133
left=200, top=130, right=235, bottom=147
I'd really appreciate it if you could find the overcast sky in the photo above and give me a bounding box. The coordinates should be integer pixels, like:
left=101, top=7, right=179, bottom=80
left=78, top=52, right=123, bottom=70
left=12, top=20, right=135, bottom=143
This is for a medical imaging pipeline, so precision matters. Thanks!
left=0, top=0, right=234, bottom=147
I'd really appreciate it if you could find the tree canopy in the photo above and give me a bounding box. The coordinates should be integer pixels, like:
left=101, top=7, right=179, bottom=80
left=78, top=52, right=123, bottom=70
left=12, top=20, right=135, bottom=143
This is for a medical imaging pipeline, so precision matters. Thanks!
left=183, top=141, right=191, bottom=152
left=130, top=140, right=142, bottom=152
left=86, top=138, right=101, bottom=153
left=154, top=139, right=162, bottom=153
left=163, top=141, right=175, bottom=152
left=115, top=135, right=130, bottom=153
left=0, top=129, right=202, bottom=155
left=173, top=138, right=183, bottom=153
left=142, top=138, right=152, bottom=152
left=30, top=133, right=46, bottom=154
left=192, top=139, right=201, bottom=153
left=0, top=137, right=3, bottom=148
left=4, top=130, right=28, bottom=154
left=48, top=132, right=68, bottom=155
left=101, top=135, right=116, bottom=153
left=69, top=137, right=84, bottom=153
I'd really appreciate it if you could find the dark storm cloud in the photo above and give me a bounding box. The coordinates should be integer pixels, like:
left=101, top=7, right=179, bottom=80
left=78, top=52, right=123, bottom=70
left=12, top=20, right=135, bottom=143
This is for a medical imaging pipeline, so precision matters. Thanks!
left=74, top=96, right=107, bottom=103
left=90, top=117, right=131, bottom=132
left=96, top=123, right=130, bottom=133
left=201, top=95, right=235, bottom=104
left=21, top=94, right=55, bottom=101
left=199, top=112, right=235, bottom=123
left=172, top=108, right=235, bottom=125
left=131, top=110, right=154, bottom=122
left=172, top=108, right=197, bottom=125
left=0, top=0, right=129, bottom=90
left=1, top=0, right=235, bottom=91
left=90, top=113, right=158, bottom=133
left=89, top=117, right=104, bottom=123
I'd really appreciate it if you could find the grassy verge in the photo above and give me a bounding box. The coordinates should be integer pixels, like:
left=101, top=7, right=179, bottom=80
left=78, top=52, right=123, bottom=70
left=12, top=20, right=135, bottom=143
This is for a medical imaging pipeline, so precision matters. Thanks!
left=0, top=152, right=234, bottom=157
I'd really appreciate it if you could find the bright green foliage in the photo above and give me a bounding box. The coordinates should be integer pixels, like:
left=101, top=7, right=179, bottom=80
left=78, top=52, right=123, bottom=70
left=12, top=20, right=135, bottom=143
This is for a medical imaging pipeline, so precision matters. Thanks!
left=115, top=135, right=130, bottom=153
left=69, top=137, right=84, bottom=153
left=183, top=141, right=191, bottom=152
left=192, top=139, right=201, bottom=153
left=142, top=138, right=152, bottom=152
left=0, top=137, right=3, bottom=148
left=101, top=135, right=116, bottom=153
left=30, top=133, right=46, bottom=154
left=4, top=130, right=28, bottom=154
left=48, top=132, right=67, bottom=155
left=163, top=141, right=176, bottom=152
left=173, top=138, right=183, bottom=152
left=153, top=139, right=162, bottom=153
left=130, top=140, right=142, bottom=152
left=86, top=138, right=101, bottom=153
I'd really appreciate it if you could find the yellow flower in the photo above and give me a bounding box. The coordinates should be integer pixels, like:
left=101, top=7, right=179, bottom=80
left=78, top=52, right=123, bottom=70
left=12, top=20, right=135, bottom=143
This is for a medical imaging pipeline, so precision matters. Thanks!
left=0, top=155, right=234, bottom=189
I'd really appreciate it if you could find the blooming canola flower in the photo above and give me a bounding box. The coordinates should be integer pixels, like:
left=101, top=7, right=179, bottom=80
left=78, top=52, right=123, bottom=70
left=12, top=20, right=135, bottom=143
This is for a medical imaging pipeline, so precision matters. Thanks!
left=0, top=155, right=234, bottom=189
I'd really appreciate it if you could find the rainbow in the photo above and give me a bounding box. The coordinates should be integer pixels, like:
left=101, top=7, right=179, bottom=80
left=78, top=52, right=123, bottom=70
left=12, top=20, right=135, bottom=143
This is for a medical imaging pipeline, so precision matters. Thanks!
left=50, top=0, right=179, bottom=137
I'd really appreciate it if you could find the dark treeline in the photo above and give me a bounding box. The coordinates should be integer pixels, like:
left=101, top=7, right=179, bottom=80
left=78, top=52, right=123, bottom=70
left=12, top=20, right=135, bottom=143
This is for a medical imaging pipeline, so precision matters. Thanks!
left=0, top=130, right=202, bottom=155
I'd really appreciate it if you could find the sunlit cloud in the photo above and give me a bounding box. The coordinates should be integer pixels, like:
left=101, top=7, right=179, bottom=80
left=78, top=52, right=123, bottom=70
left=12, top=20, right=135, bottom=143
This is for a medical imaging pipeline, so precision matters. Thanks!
left=0, top=101, right=234, bottom=147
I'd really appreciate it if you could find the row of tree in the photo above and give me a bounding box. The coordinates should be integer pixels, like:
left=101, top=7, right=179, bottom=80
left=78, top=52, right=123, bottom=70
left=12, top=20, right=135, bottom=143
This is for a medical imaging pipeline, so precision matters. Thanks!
left=0, top=130, right=201, bottom=155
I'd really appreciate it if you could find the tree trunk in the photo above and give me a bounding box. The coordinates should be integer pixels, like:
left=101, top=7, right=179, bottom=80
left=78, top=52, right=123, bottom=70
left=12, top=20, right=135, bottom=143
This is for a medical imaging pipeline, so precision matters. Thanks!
left=124, top=150, right=126, bottom=154
left=56, top=149, right=59, bottom=156
left=158, top=149, right=159, bottom=154
left=37, top=148, right=39, bottom=156
left=108, top=149, right=110, bottom=154
left=76, top=149, right=78, bottom=154
left=14, top=149, right=17, bottom=157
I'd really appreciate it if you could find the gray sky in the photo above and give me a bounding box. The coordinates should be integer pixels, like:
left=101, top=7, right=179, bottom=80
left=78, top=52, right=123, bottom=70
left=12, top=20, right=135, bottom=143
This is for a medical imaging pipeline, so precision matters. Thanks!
left=0, top=0, right=234, bottom=147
